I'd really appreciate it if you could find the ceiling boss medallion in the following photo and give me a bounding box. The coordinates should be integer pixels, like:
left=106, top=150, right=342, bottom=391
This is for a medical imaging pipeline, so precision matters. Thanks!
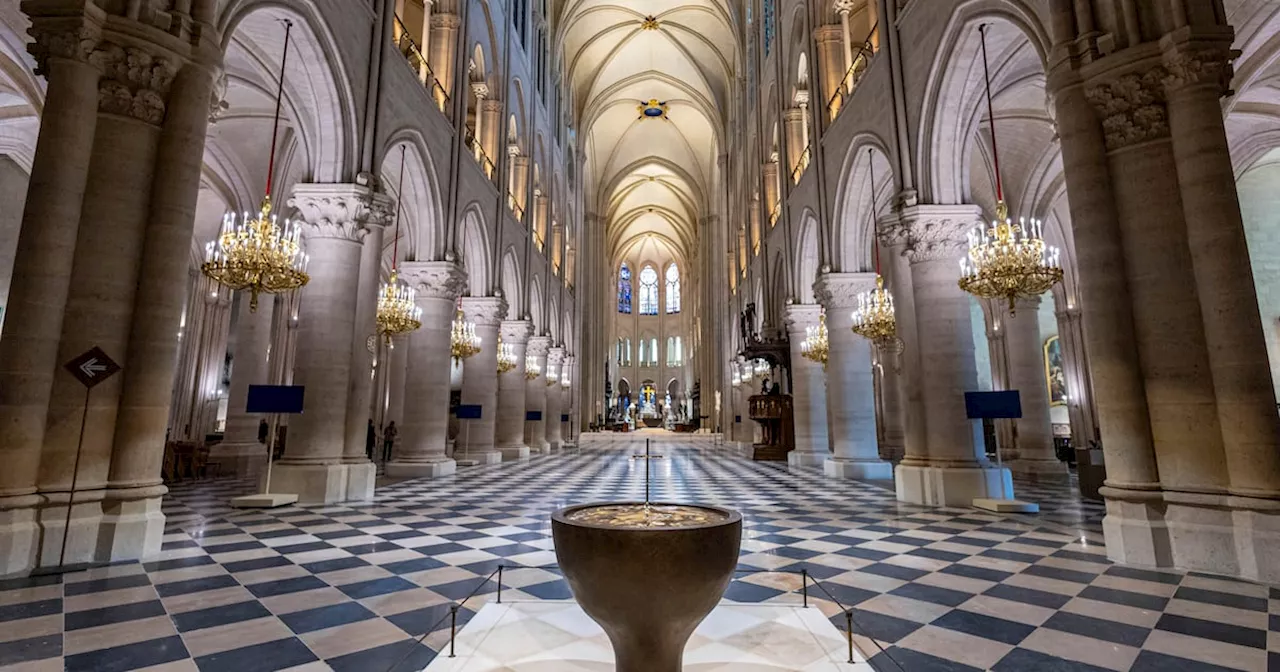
left=637, top=99, right=669, bottom=120
left=640, top=15, right=659, bottom=30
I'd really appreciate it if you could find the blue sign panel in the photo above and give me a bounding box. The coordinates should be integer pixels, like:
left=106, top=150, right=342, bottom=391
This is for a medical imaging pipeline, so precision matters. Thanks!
left=525, top=410, right=543, bottom=421
left=246, top=385, right=305, bottom=414
left=964, top=391, right=1022, bottom=420
left=455, top=404, right=483, bottom=419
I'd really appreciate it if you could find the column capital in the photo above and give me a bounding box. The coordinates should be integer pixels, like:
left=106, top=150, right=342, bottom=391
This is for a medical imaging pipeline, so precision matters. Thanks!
left=783, top=303, right=823, bottom=333
left=26, top=16, right=103, bottom=75
left=547, top=347, right=566, bottom=366
left=1161, top=40, right=1236, bottom=97
left=1084, top=63, right=1170, bottom=152
left=90, top=41, right=181, bottom=126
left=481, top=97, right=502, bottom=113
left=833, top=0, right=856, bottom=16
left=813, top=24, right=843, bottom=44
left=814, top=272, right=878, bottom=311
left=886, top=204, right=982, bottom=265
left=431, top=12, right=461, bottom=29
left=527, top=335, right=551, bottom=357
left=459, top=296, right=507, bottom=327
left=290, top=183, right=395, bottom=242
left=500, top=319, right=533, bottom=344
left=471, top=81, right=490, bottom=99
left=399, top=260, right=466, bottom=300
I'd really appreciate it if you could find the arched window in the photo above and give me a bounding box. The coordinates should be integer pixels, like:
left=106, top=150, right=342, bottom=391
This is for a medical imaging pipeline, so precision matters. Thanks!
left=616, top=337, right=631, bottom=366
left=618, top=264, right=632, bottom=314
left=665, top=264, right=681, bottom=314
left=639, top=265, right=659, bottom=315
left=666, top=336, right=682, bottom=366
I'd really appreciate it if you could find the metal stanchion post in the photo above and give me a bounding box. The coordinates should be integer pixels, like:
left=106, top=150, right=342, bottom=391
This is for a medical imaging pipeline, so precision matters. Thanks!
left=449, top=606, right=458, bottom=657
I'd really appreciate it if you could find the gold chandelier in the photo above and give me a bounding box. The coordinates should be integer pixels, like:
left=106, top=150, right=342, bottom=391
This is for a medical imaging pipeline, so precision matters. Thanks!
left=377, top=146, right=422, bottom=340
left=850, top=149, right=898, bottom=347
left=959, top=24, right=1062, bottom=314
left=800, top=313, right=829, bottom=365
left=451, top=307, right=481, bottom=362
left=525, top=355, right=542, bottom=381
left=496, top=337, right=517, bottom=373
left=201, top=20, right=308, bottom=312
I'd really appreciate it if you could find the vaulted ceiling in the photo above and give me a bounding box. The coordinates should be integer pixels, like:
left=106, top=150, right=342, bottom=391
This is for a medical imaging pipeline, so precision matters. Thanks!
left=558, top=0, right=736, bottom=267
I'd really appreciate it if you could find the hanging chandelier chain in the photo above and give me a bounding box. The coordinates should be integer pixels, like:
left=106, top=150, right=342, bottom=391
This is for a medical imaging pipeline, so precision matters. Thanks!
left=979, top=23, right=1004, bottom=203
left=265, top=19, right=292, bottom=200
left=392, top=145, right=406, bottom=269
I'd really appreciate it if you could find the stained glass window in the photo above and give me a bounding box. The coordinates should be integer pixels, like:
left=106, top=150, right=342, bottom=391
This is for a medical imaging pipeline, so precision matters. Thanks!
left=639, top=265, right=659, bottom=315
left=763, top=0, right=774, bottom=57
left=665, top=264, right=681, bottom=313
left=618, top=264, right=632, bottom=314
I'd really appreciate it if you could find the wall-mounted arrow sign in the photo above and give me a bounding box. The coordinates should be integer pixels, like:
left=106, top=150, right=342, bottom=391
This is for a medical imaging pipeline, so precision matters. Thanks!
left=64, top=347, right=121, bottom=389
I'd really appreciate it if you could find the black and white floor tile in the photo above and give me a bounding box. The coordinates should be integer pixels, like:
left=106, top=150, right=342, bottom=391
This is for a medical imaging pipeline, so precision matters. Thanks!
left=0, top=438, right=1275, bottom=671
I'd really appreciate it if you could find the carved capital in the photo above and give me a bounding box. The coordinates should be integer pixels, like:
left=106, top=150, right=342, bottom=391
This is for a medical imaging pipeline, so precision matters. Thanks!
left=813, top=272, right=878, bottom=311
left=431, top=13, right=461, bottom=30
left=290, top=183, right=395, bottom=243
left=547, top=347, right=566, bottom=366
left=783, top=303, right=823, bottom=333
left=399, top=260, right=467, bottom=300
left=500, top=319, right=533, bottom=344
left=896, top=205, right=981, bottom=265
left=26, top=21, right=102, bottom=75
left=91, top=42, right=180, bottom=125
left=1162, top=45, right=1236, bottom=96
left=526, top=335, right=551, bottom=358
left=1084, top=66, right=1169, bottom=151
left=459, top=296, right=507, bottom=327
left=833, top=0, right=856, bottom=16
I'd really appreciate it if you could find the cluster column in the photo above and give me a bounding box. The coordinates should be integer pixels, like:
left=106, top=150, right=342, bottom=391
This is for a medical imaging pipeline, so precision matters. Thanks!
left=545, top=347, right=565, bottom=451
left=783, top=304, right=829, bottom=467
left=496, top=320, right=532, bottom=460
left=388, top=261, right=466, bottom=478
left=1005, top=297, right=1067, bottom=481
left=525, top=336, right=550, bottom=453
left=814, top=273, right=891, bottom=479
left=893, top=205, right=1010, bottom=506
left=456, top=296, right=506, bottom=463
left=271, top=184, right=391, bottom=503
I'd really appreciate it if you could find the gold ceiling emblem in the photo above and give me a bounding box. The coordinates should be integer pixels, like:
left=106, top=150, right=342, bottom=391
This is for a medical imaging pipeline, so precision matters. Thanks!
left=637, top=99, right=669, bottom=119
left=641, top=15, right=659, bottom=30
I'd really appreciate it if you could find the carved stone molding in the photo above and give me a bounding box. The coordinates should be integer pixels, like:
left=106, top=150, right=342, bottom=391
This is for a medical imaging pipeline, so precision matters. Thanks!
left=91, top=42, right=179, bottom=125
left=1084, top=67, right=1169, bottom=151
left=527, top=335, right=551, bottom=358
left=459, top=296, right=507, bottom=327
left=400, top=260, right=466, bottom=301
left=782, top=303, right=823, bottom=333
left=896, top=205, right=981, bottom=265
left=547, top=347, right=566, bottom=366
left=1162, top=46, right=1236, bottom=96
left=813, top=272, right=878, bottom=310
left=500, top=320, right=534, bottom=344
left=290, top=184, right=395, bottom=243
left=27, top=23, right=102, bottom=75
left=431, top=13, right=462, bottom=30
left=209, top=70, right=229, bottom=123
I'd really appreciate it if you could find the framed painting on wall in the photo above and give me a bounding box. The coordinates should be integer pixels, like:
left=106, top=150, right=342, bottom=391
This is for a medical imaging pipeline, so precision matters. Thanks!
left=1044, top=335, right=1067, bottom=406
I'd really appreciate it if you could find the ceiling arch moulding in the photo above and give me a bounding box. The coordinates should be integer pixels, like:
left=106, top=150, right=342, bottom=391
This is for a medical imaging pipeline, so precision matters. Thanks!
left=608, top=205, right=697, bottom=250
left=597, top=156, right=708, bottom=210
left=582, top=73, right=723, bottom=133
left=607, top=175, right=698, bottom=221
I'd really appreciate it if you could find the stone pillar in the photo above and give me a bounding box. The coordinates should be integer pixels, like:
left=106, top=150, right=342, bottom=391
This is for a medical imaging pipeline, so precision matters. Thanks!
left=1005, top=297, right=1067, bottom=481
left=470, top=83, right=488, bottom=163
left=456, top=296, right=506, bottom=463
left=496, top=320, right=532, bottom=460
left=389, top=261, right=465, bottom=477
left=385, top=334, right=409, bottom=427
left=545, top=347, right=565, bottom=451
left=1055, top=307, right=1096, bottom=454
left=879, top=224, right=925, bottom=459
left=533, top=190, right=549, bottom=247
left=834, top=0, right=855, bottom=79
left=510, top=154, right=529, bottom=218
left=210, top=297, right=275, bottom=474
left=875, top=346, right=907, bottom=461
left=783, top=304, right=829, bottom=467
left=1163, top=42, right=1280, bottom=499
left=480, top=98, right=502, bottom=177
left=429, top=13, right=460, bottom=99
left=783, top=108, right=805, bottom=176
left=560, top=356, right=575, bottom=446
left=762, top=161, right=780, bottom=223
left=813, top=25, right=844, bottom=117
left=0, top=23, right=104, bottom=573
left=893, top=205, right=1010, bottom=506
left=815, top=273, right=891, bottom=479
left=340, top=221, right=387, bottom=498
left=525, top=336, right=550, bottom=452
left=272, top=184, right=384, bottom=503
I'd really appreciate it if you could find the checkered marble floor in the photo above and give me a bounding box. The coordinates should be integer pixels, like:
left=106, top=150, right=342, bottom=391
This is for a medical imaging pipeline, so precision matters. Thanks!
left=1, top=438, right=1276, bottom=671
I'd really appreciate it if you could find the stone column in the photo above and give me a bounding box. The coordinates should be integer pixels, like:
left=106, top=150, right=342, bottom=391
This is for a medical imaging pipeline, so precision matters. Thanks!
left=385, top=335, right=409, bottom=427
left=1005, top=297, right=1067, bottom=481
left=879, top=224, right=925, bottom=459
left=389, top=261, right=465, bottom=477
left=815, top=273, right=891, bottom=479
left=496, top=320, right=532, bottom=460
left=525, top=336, right=550, bottom=453
left=560, top=356, right=575, bottom=446
left=783, top=304, right=829, bottom=467
left=545, top=347, right=565, bottom=451
left=1055, top=307, right=1096, bottom=453
left=1163, top=42, right=1280, bottom=499
left=470, top=83, right=488, bottom=163
left=894, top=205, right=1010, bottom=506
left=272, top=184, right=382, bottom=503
left=480, top=97, right=502, bottom=177
left=533, top=190, right=549, bottom=246
left=429, top=13, right=460, bottom=99
left=813, top=25, right=844, bottom=117
left=341, top=221, right=389, bottom=500
left=210, top=297, right=275, bottom=474
left=0, top=21, right=104, bottom=574
left=783, top=108, right=805, bottom=176
left=510, top=154, right=529, bottom=217
left=762, top=161, right=780, bottom=223
left=875, top=346, right=907, bottom=461
left=456, top=296, right=505, bottom=464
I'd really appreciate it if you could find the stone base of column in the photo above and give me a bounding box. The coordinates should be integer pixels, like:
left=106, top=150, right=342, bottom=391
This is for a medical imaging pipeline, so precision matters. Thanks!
left=787, top=450, right=826, bottom=467
left=386, top=458, right=457, bottom=478
left=1101, top=488, right=1174, bottom=568
left=548, top=441, right=561, bottom=453
left=1008, top=458, right=1070, bottom=483
left=1233, top=504, right=1280, bottom=584
left=35, top=492, right=106, bottom=568
left=500, top=446, right=530, bottom=461
left=208, top=442, right=268, bottom=477
left=455, top=451, right=503, bottom=466
left=269, top=462, right=374, bottom=504
left=895, top=464, right=1012, bottom=507
left=824, top=457, right=893, bottom=480
left=98, top=485, right=166, bottom=563
left=0, top=496, right=40, bottom=575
